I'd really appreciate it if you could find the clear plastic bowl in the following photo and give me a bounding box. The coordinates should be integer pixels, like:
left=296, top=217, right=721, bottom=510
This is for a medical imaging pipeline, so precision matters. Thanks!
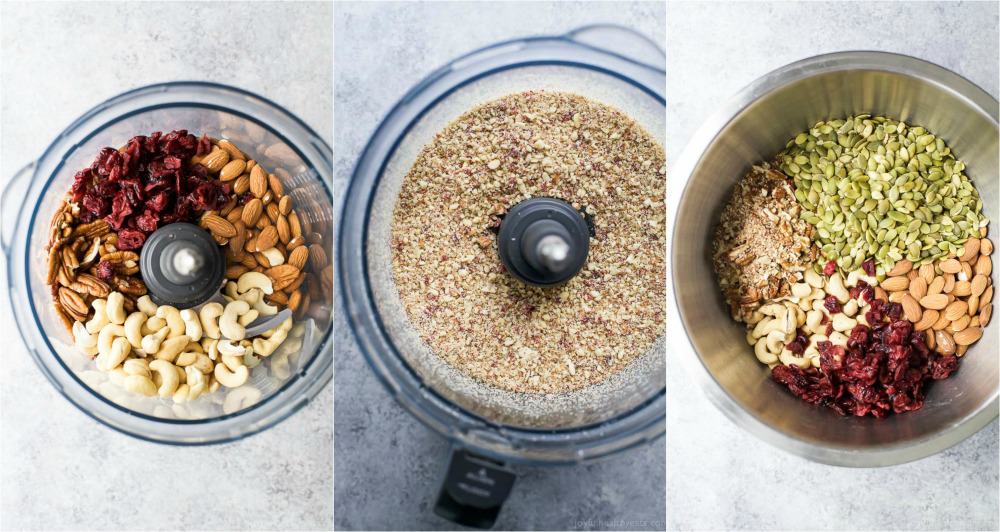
left=2, top=82, right=333, bottom=445
left=339, top=25, right=666, bottom=465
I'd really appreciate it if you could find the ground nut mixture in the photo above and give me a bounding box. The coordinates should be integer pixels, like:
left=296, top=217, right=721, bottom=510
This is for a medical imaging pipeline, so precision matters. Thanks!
left=391, top=91, right=665, bottom=394
left=713, top=163, right=819, bottom=321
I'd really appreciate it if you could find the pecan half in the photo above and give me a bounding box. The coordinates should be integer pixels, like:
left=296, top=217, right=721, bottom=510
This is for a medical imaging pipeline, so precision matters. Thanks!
left=58, top=287, right=89, bottom=321
left=71, top=219, right=110, bottom=239
left=112, top=275, right=147, bottom=297
left=71, top=273, right=111, bottom=298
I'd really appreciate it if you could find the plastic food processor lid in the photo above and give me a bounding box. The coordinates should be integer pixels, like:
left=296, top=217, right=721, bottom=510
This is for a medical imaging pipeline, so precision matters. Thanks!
left=2, top=82, right=333, bottom=445
left=339, top=25, right=666, bottom=465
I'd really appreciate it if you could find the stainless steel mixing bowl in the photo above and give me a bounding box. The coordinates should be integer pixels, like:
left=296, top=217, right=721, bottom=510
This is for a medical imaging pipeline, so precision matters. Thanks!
left=672, top=51, right=999, bottom=466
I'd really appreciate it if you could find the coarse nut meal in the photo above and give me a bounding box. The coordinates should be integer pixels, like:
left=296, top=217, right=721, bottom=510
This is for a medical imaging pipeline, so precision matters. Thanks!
left=45, top=130, right=331, bottom=409
left=391, top=91, right=666, bottom=395
left=714, top=115, right=993, bottom=418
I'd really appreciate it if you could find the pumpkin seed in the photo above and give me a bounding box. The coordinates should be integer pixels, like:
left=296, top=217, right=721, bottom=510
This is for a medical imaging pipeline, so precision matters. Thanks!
left=779, top=115, right=988, bottom=275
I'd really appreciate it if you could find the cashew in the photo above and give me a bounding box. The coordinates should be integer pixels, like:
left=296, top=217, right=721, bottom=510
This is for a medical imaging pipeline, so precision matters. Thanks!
left=72, top=321, right=98, bottom=356
left=261, top=248, right=284, bottom=267
left=192, top=354, right=214, bottom=374
left=173, top=384, right=191, bottom=404
left=199, top=303, right=225, bottom=340
left=759, top=303, right=785, bottom=317
left=207, top=375, right=221, bottom=394
left=105, top=292, right=127, bottom=325
left=828, top=272, right=850, bottom=303
left=201, top=337, right=220, bottom=360
left=185, top=366, right=208, bottom=400
left=155, top=336, right=189, bottom=363
left=219, top=300, right=250, bottom=340
left=224, top=281, right=240, bottom=300
left=843, top=299, right=859, bottom=318
left=791, top=283, right=811, bottom=299
left=271, top=352, right=291, bottom=380
left=141, top=326, right=170, bottom=354
left=123, top=374, right=157, bottom=396
left=223, top=386, right=262, bottom=415
left=754, top=337, right=778, bottom=364
left=765, top=329, right=788, bottom=354
left=107, top=367, right=128, bottom=387
left=829, top=331, right=849, bottom=347
left=156, top=306, right=185, bottom=338
left=805, top=310, right=823, bottom=332
left=179, top=309, right=203, bottom=342
left=122, top=358, right=150, bottom=378
left=804, top=268, right=824, bottom=288
left=97, top=324, right=126, bottom=359
left=252, top=295, right=278, bottom=317
left=217, top=340, right=251, bottom=358
left=751, top=312, right=785, bottom=339
left=237, top=271, right=274, bottom=295
left=141, top=316, right=166, bottom=335
left=185, top=341, right=204, bottom=354
left=222, top=354, right=246, bottom=372
left=779, top=348, right=811, bottom=368
left=175, top=351, right=199, bottom=367
left=123, top=312, right=147, bottom=350
left=238, top=309, right=260, bottom=326
left=86, top=299, right=110, bottom=333
left=214, top=361, right=249, bottom=388
left=149, top=359, right=180, bottom=397
left=745, top=310, right=764, bottom=326
left=97, top=337, right=131, bottom=371
left=136, top=295, right=158, bottom=317
left=253, top=327, right=288, bottom=357
left=832, top=314, right=857, bottom=332
left=237, top=288, right=261, bottom=305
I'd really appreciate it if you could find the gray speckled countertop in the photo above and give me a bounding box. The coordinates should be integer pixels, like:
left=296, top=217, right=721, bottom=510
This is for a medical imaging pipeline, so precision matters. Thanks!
left=0, top=2, right=332, bottom=530
left=666, top=2, right=999, bottom=530
left=333, top=2, right=666, bottom=530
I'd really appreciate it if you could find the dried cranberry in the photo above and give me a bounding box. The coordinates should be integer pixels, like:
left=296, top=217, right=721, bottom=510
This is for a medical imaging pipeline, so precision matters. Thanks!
left=823, top=260, right=837, bottom=276
left=117, top=228, right=146, bottom=251
left=823, top=295, right=842, bottom=313
left=862, top=257, right=876, bottom=276
left=95, top=260, right=114, bottom=280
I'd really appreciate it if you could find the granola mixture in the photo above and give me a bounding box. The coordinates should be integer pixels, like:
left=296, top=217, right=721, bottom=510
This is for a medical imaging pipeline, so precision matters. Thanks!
left=712, top=163, right=819, bottom=322
left=391, top=91, right=665, bottom=394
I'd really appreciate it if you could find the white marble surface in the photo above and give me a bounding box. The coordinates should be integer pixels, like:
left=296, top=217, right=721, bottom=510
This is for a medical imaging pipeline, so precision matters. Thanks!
left=666, top=1, right=999, bottom=530
left=333, top=2, right=666, bottom=530
left=0, top=2, right=332, bottom=530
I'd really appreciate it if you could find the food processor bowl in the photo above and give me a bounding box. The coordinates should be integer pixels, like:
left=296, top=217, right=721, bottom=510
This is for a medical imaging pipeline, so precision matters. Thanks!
left=673, top=52, right=999, bottom=466
left=2, top=82, right=333, bottom=445
left=340, top=25, right=666, bottom=467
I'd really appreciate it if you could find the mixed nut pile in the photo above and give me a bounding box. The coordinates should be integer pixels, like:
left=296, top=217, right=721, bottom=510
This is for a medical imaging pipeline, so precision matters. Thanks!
left=46, top=131, right=331, bottom=403
left=714, top=115, right=992, bottom=417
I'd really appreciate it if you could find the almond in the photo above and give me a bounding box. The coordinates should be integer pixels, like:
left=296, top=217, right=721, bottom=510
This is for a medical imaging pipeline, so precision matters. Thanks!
left=969, top=274, right=988, bottom=297
left=880, top=276, right=909, bottom=292
left=953, top=326, right=983, bottom=346
left=220, top=159, right=246, bottom=182
left=918, top=263, right=935, bottom=284
left=279, top=195, right=293, bottom=215
left=288, top=212, right=302, bottom=238
left=900, top=294, right=922, bottom=322
left=887, top=260, right=913, bottom=277
left=268, top=173, right=284, bottom=197
left=968, top=293, right=979, bottom=317
left=288, top=246, right=309, bottom=270
left=939, top=258, right=962, bottom=274
left=284, top=272, right=307, bottom=294
left=942, top=273, right=955, bottom=294
left=277, top=216, right=291, bottom=244
left=287, top=289, right=302, bottom=312
left=225, top=264, right=249, bottom=279
left=242, top=198, right=263, bottom=227
left=266, top=202, right=280, bottom=223
left=975, top=255, right=992, bottom=276
left=980, top=304, right=993, bottom=327
left=256, top=215, right=271, bottom=230
left=266, top=290, right=289, bottom=306
left=229, top=221, right=247, bottom=257
left=256, top=226, right=279, bottom=251
left=909, top=276, right=927, bottom=300
left=265, top=264, right=300, bottom=291
left=919, top=293, right=949, bottom=310
left=981, top=238, right=993, bottom=256
left=233, top=174, right=251, bottom=195
left=927, top=275, right=945, bottom=296
left=217, top=139, right=245, bottom=161
left=981, top=286, right=993, bottom=310
left=201, top=213, right=237, bottom=238
left=200, top=148, right=230, bottom=173
left=960, top=238, right=981, bottom=262
left=935, top=330, right=956, bottom=355
left=309, top=244, right=328, bottom=271
left=949, top=314, right=970, bottom=333
left=226, top=206, right=244, bottom=225
left=943, top=300, right=968, bottom=321
left=914, top=309, right=938, bottom=331
left=952, top=280, right=972, bottom=297
left=250, top=165, right=268, bottom=198
left=287, top=235, right=306, bottom=251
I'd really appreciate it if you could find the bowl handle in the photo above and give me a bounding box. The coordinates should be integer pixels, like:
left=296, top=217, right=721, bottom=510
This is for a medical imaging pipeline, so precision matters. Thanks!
left=564, top=23, right=665, bottom=73
left=1, top=161, right=35, bottom=256
left=433, top=449, right=516, bottom=529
